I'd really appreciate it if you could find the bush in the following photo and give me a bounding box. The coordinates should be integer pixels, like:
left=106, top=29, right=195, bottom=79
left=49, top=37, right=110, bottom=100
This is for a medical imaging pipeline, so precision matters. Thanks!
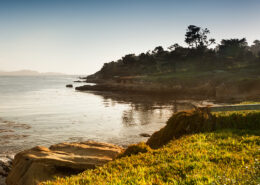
left=147, top=108, right=215, bottom=149
left=215, top=111, right=260, bottom=130
left=119, top=142, right=151, bottom=157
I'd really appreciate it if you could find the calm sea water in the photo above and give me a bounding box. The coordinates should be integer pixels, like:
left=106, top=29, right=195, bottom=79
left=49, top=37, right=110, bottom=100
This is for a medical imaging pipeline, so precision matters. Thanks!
left=0, top=76, right=195, bottom=155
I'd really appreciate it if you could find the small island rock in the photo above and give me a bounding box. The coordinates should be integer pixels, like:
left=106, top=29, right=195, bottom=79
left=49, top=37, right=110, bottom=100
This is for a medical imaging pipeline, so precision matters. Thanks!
left=139, top=133, right=151, bottom=137
left=66, top=84, right=73, bottom=88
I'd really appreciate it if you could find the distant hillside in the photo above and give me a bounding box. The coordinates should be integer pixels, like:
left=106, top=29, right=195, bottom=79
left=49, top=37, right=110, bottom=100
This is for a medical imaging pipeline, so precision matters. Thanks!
left=0, top=70, right=66, bottom=76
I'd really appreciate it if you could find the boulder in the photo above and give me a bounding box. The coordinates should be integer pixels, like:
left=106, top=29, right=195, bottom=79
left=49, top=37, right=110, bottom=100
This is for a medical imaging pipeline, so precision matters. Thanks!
left=6, top=141, right=123, bottom=185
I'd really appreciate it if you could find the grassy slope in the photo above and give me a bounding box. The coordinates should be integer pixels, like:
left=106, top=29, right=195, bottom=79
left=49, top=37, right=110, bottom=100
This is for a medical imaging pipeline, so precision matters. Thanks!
left=43, top=111, right=260, bottom=185
left=138, top=62, right=260, bottom=85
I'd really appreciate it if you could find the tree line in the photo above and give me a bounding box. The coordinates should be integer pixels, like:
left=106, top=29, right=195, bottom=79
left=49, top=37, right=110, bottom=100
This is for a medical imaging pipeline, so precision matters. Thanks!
left=91, top=25, right=260, bottom=79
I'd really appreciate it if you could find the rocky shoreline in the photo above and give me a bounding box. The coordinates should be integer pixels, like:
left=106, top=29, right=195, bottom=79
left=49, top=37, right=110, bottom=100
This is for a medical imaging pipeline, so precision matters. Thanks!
left=76, top=79, right=260, bottom=101
left=0, top=155, right=13, bottom=185
left=4, top=141, right=123, bottom=185
left=2, top=77, right=260, bottom=185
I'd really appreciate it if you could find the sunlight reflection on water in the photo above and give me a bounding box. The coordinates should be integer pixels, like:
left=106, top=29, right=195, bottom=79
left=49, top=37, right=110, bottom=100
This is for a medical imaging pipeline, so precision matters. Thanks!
left=0, top=76, right=195, bottom=155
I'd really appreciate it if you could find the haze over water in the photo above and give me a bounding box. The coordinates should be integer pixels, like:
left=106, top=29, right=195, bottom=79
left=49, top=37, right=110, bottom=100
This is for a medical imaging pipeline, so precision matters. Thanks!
left=0, top=76, right=196, bottom=156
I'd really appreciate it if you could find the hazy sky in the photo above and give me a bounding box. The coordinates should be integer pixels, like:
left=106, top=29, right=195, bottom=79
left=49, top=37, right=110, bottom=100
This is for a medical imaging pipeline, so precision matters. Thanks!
left=0, top=0, right=260, bottom=75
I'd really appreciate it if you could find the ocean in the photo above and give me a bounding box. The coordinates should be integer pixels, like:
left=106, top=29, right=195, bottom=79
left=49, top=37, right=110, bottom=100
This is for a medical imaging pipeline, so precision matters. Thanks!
left=0, top=75, right=194, bottom=156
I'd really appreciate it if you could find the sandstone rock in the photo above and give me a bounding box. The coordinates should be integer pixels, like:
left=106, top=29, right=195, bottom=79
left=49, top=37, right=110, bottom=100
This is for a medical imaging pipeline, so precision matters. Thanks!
left=6, top=141, right=123, bottom=185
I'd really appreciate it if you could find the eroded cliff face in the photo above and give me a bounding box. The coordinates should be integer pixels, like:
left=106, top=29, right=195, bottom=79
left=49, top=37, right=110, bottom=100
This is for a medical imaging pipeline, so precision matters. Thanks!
left=6, top=141, right=123, bottom=185
left=77, top=78, right=260, bottom=101
left=75, top=82, right=216, bottom=98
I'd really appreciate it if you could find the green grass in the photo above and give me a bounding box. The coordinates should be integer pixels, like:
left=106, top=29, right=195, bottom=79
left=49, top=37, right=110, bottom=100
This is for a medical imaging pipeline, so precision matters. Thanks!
left=42, top=110, right=260, bottom=185
left=43, top=130, right=260, bottom=185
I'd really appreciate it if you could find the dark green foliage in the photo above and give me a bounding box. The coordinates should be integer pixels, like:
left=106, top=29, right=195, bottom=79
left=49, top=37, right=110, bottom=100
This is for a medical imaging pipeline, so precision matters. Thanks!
left=185, top=25, right=215, bottom=48
left=217, top=38, right=249, bottom=59
left=87, top=25, right=260, bottom=81
left=250, top=40, right=260, bottom=57
left=215, top=111, right=260, bottom=130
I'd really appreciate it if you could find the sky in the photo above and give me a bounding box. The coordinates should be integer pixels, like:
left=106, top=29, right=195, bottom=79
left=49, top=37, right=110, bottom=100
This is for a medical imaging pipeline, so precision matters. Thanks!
left=0, top=0, right=260, bottom=75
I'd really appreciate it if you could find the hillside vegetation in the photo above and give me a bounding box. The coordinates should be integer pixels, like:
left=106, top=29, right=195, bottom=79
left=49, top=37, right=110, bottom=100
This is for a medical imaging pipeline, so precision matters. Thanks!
left=87, top=25, right=260, bottom=85
left=43, top=110, right=260, bottom=185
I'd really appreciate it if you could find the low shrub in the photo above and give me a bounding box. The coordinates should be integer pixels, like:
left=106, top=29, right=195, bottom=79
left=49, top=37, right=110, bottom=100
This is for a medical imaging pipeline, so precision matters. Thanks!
left=215, top=110, right=260, bottom=130
left=147, top=108, right=215, bottom=149
left=118, top=142, right=151, bottom=158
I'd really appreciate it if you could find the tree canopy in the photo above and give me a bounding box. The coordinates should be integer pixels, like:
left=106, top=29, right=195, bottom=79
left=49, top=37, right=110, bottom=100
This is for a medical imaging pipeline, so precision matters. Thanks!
left=185, top=25, right=215, bottom=48
left=88, top=25, right=260, bottom=80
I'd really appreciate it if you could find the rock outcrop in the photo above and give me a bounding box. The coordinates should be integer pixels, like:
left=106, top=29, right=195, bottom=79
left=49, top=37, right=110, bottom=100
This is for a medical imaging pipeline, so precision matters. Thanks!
left=75, top=83, right=215, bottom=98
left=6, top=141, right=123, bottom=185
left=0, top=156, right=13, bottom=185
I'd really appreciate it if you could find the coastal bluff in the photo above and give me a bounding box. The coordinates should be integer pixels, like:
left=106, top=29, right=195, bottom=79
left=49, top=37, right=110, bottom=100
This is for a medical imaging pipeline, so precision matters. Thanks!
left=6, top=141, right=123, bottom=185
left=76, top=76, right=260, bottom=100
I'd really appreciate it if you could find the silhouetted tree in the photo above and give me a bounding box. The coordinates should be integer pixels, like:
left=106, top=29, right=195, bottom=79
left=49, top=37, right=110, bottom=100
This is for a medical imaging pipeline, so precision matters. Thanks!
left=251, top=40, right=260, bottom=57
left=152, top=46, right=165, bottom=55
left=90, top=26, right=259, bottom=80
left=185, top=25, right=215, bottom=48
left=218, top=38, right=248, bottom=58
left=122, top=54, right=137, bottom=65
left=168, top=43, right=180, bottom=51
left=254, top=40, right=260, bottom=45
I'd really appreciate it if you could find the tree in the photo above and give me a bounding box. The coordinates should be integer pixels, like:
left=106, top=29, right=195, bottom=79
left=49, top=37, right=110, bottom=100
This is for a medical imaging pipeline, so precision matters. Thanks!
left=250, top=40, right=260, bottom=57
left=168, top=43, right=180, bottom=51
left=185, top=25, right=215, bottom=48
left=152, top=46, right=164, bottom=55
left=218, top=38, right=248, bottom=58
left=258, top=51, right=260, bottom=58
left=253, top=40, right=260, bottom=45
left=122, top=54, right=137, bottom=65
